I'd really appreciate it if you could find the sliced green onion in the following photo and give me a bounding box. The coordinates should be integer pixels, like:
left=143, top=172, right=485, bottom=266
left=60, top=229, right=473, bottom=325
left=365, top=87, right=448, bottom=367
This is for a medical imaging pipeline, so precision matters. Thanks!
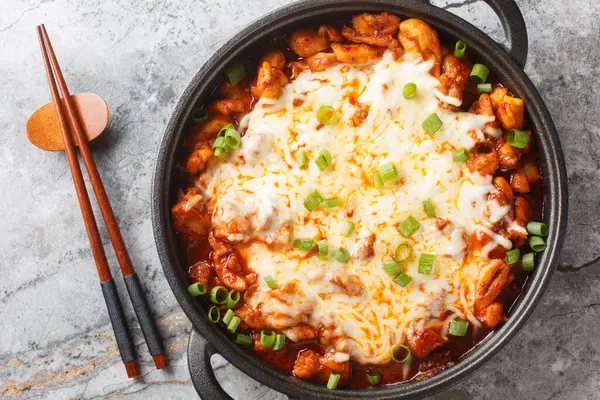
left=403, top=83, right=417, bottom=99
left=217, top=123, right=232, bottom=138
left=470, top=63, right=490, bottom=84
left=522, top=252, right=535, bottom=272
left=273, top=334, right=286, bottom=350
left=224, top=127, right=241, bottom=148
left=317, top=106, right=339, bottom=125
left=393, top=273, right=412, bottom=287
left=234, top=332, right=253, bottom=347
left=212, top=136, right=229, bottom=157
left=297, top=150, right=308, bottom=169
left=209, top=286, right=228, bottom=304
left=398, top=215, right=420, bottom=237
left=317, top=239, right=329, bottom=259
left=226, top=290, right=241, bottom=309
left=477, top=83, right=493, bottom=93
left=372, top=171, right=384, bottom=188
left=187, top=282, right=207, bottom=297
left=505, top=248, right=520, bottom=265
left=327, top=373, right=341, bottom=390
left=418, top=254, right=435, bottom=274
left=208, top=306, right=220, bottom=323
left=529, top=236, right=546, bottom=252
left=448, top=319, right=469, bottom=336
left=315, top=149, right=333, bottom=171
left=452, top=149, right=470, bottom=162
left=367, top=370, right=381, bottom=386
left=222, top=308, right=235, bottom=326
left=224, top=63, right=246, bottom=85
left=321, top=197, right=341, bottom=208
left=383, top=260, right=402, bottom=276
left=422, top=113, right=443, bottom=136
left=379, top=162, right=398, bottom=183
left=342, top=220, right=355, bottom=237
left=527, top=221, right=548, bottom=237
left=391, top=344, right=411, bottom=363
left=294, top=238, right=315, bottom=251
left=263, top=275, right=278, bottom=290
left=454, top=40, right=466, bottom=59
left=260, top=330, right=276, bottom=348
left=226, top=316, right=241, bottom=333
left=422, top=200, right=436, bottom=218
left=394, top=242, right=412, bottom=263
left=332, top=247, right=350, bottom=263
left=507, top=129, right=530, bottom=149
left=304, top=190, right=324, bottom=212
left=191, top=108, right=208, bottom=124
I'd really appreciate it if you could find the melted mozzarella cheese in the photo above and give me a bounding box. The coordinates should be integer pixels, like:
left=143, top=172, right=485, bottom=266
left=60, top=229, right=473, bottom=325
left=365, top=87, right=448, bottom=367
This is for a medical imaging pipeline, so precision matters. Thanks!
left=202, top=51, right=512, bottom=364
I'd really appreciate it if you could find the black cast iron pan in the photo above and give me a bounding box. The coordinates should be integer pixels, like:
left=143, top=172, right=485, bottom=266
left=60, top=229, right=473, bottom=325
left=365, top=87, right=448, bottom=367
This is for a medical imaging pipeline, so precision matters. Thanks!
left=152, top=0, right=568, bottom=398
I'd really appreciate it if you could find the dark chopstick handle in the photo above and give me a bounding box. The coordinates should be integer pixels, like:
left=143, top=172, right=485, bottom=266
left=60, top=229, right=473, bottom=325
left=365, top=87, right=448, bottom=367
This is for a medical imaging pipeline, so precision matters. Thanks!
left=123, top=273, right=166, bottom=367
left=101, top=279, right=137, bottom=365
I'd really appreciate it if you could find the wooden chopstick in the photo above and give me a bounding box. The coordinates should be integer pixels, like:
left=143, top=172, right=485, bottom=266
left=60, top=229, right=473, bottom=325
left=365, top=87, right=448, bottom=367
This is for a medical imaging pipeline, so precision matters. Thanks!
left=38, top=25, right=167, bottom=370
left=36, top=26, right=140, bottom=379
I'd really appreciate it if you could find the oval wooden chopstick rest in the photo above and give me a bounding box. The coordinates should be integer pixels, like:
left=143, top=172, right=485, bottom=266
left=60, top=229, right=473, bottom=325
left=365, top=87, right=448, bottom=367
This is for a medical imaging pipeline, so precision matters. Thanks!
left=26, top=92, right=109, bottom=151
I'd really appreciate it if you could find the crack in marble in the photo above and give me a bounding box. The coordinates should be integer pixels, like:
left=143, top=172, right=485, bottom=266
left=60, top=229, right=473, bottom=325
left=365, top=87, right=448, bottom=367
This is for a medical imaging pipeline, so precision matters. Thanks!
left=440, top=0, right=481, bottom=11
left=549, top=302, right=600, bottom=320
left=557, top=254, right=600, bottom=273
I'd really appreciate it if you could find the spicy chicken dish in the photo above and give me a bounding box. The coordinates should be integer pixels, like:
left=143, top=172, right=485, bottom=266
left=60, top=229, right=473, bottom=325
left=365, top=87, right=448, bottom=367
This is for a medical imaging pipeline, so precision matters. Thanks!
left=172, top=12, right=548, bottom=389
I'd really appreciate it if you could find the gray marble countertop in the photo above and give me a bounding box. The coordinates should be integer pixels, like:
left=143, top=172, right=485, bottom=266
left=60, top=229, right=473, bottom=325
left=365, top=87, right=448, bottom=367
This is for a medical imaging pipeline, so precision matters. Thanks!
left=1, top=0, right=598, bottom=398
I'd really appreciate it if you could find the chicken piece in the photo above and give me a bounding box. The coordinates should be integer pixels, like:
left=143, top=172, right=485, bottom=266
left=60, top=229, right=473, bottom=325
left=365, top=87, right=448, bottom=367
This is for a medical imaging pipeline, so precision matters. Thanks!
left=318, top=24, right=343, bottom=42
left=235, top=304, right=265, bottom=329
left=493, top=176, right=514, bottom=205
left=330, top=43, right=384, bottom=65
left=470, top=93, right=502, bottom=137
left=514, top=196, right=532, bottom=228
left=490, top=87, right=508, bottom=110
left=319, top=351, right=351, bottom=383
left=188, top=261, right=212, bottom=287
left=172, top=189, right=211, bottom=238
left=352, top=12, right=401, bottom=35
left=251, top=61, right=289, bottom=100
left=188, top=115, right=232, bottom=145
left=288, top=60, right=309, bottom=79
left=212, top=195, right=252, bottom=243
left=213, top=252, right=248, bottom=292
left=351, top=102, right=370, bottom=126
left=475, top=259, right=510, bottom=317
left=497, top=142, right=519, bottom=169
left=207, top=99, right=247, bottom=116
left=523, top=161, right=541, bottom=182
left=490, top=87, right=525, bottom=130
left=289, top=28, right=330, bottom=57
left=398, top=19, right=442, bottom=76
left=511, top=168, right=531, bottom=193
left=352, top=232, right=375, bottom=260
left=341, top=26, right=399, bottom=48
left=478, top=301, right=505, bottom=328
left=330, top=273, right=364, bottom=296
left=186, top=144, right=213, bottom=175
left=437, top=54, right=470, bottom=105
left=407, top=328, right=447, bottom=358
left=283, top=324, right=317, bottom=342
left=208, top=231, right=233, bottom=257
left=466, top=148, right=499, bottom=176
left=293, top=350, right=321, bottom=379
left=306, top=52, right=339, bottom=72
left=259, top=50, right=286, bottom=70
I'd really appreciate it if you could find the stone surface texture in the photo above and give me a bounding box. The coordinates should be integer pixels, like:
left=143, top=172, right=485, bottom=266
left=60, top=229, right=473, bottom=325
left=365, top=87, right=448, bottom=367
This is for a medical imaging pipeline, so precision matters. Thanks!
left=0, top=0, right=597, bottom=399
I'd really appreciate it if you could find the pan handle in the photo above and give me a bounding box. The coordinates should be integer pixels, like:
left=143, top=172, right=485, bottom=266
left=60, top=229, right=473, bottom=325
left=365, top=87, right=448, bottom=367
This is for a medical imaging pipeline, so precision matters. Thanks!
left=481, top=0, right=528, bottom=68
left=426, top=0, right=528, bottom=68
left=188, top=330, right=301, bottom=400
left=188, top=329, right=234, bottom=400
